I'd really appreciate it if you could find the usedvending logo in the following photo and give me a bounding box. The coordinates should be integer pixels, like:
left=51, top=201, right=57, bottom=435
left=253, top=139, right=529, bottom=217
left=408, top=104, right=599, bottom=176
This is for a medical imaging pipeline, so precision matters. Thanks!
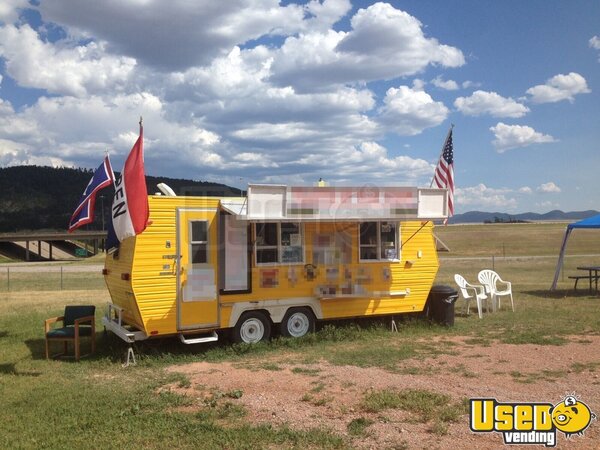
left=470, top=395, right=596, bottom=447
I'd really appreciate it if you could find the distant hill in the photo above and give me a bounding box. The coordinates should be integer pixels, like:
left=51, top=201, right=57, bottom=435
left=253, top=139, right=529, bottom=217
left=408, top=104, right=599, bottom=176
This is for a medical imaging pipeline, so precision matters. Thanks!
left=2, top=165, right=596, bottom=231
left=0, top=165, right=241, bottom=232
left=448, top=210, right=600, bottom=224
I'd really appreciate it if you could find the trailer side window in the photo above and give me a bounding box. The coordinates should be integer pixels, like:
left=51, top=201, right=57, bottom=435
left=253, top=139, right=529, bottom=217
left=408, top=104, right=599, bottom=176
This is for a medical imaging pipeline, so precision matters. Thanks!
left=380, top=222, right=397, bottom=260
left=359, top=221, right=399, bottom=261
left=255, top=222, right=304, bottom=264
left=256, top=223, right=278, bottom=263
left=190, top=220, right=208, bottom=264
left=359, top=222, right=378, bottom=260
left=281, top=223, right=303, bottom=263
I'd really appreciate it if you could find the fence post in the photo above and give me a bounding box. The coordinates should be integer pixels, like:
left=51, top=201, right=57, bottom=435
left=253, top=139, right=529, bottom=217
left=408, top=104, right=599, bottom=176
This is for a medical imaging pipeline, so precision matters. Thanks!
left=7, top=267, right=9, bottom=292
left=492, top=255, right=495, bottom=271
left=60, top=266, right=64, bottom=290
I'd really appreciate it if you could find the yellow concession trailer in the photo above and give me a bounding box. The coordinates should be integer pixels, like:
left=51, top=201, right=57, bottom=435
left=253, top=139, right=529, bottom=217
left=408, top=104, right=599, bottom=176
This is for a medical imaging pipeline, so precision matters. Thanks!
left=102, top=184, right=448, bottom=344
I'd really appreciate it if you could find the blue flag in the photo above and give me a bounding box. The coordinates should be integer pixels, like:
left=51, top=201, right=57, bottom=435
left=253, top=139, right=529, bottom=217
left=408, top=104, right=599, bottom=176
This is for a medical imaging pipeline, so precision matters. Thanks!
left=68, top=156, right=115, bottom=232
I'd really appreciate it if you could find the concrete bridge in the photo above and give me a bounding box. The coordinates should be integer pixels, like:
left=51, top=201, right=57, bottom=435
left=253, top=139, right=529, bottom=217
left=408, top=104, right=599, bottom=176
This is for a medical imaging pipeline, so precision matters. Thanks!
left=0, top=231, right=107, bottom=261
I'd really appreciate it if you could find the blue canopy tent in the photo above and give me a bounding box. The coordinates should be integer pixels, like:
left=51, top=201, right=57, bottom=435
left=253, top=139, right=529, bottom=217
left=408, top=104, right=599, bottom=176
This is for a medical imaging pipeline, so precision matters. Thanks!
left=551, top=214, right=600, bottom=290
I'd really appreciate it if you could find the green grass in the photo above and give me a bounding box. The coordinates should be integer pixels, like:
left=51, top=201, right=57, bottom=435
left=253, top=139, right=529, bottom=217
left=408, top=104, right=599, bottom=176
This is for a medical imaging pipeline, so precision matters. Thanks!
left=435, top=222, right=600, bottom=258
left=2, top=222, right=600, bottom=447
left=360, top=388, right=466, bottom=434
left=0, top=269, right=106, bottom=292
left=347, top=417, right=374, bottom=436
left=257, top=362, right=283, bottom=371
left=0, top=353, right=345, bottom=449
left=291, top=367, right=322, bottom=376
left=362, top=389, right=450, bottom=418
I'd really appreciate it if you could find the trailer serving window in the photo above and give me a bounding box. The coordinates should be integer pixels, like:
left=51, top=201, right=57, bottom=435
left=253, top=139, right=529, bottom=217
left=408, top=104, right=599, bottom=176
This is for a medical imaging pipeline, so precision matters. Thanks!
left=255, top=222, right=303, bottom=264
left=359, top=221, right=399, bottom=261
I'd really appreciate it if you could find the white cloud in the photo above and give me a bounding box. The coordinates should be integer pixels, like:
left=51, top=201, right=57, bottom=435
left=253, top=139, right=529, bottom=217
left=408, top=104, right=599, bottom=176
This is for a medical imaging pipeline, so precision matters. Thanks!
left=518, top=186, right=532, bottom=194
left=0, top=24, right=136, bottom=97
left=293, top=141, right=434, bottom=184
left=461, top=81, right=479, bottom=89
left=0, top=2, right=469, bottom=189
left=537, top=182, right=561, bottom=193
left=377, top=86, right=449, bottom=136
left=536, top=200, right=559, bottom=210
left=337, top=3, right=464, bottom=67
left=490, top=122, right=556, bottom=152
left=270, top=2, right=464, bottom=90
left=526, top=72, right=591, bottom=104
left=0, top=0, right=28, bottom=24
left=412, top=79, right=426, bottom=91
left=2, top=93, right=223, bottom=172
left=590, top=35, right=600, bottom=61
left=456, top=184, right=518, bottom=210
left=303, top=0, right=353, bottom=32
left=169, top=46, right=376, bottom=130
left=431, top=76, right=459, bottom=91
left=38, top=0, right=325, bottom=71
left=454, top=90, right=529, bottom=118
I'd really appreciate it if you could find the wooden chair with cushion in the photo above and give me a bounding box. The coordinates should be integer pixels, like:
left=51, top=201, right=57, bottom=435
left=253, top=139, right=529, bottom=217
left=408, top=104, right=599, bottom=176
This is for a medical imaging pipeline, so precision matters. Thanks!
left=45, top=305, right=96, bottom=361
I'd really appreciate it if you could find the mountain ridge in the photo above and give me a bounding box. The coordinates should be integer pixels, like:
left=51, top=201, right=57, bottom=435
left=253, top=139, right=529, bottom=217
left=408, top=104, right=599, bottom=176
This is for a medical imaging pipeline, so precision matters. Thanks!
left=448, top=209, right=599, bottom=224
left=1, top=165, right=596, bottom=230
left=0, top=165, right=241, bottom=232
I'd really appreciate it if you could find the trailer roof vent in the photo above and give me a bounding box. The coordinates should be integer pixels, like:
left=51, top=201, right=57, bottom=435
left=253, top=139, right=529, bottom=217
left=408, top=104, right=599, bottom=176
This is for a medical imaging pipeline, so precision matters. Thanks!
left=157, top=183, right=177, bottom=196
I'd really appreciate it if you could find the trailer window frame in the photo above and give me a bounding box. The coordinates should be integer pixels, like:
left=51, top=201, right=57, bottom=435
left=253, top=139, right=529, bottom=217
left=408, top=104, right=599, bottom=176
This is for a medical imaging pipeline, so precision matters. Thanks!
left=254, top=222, right=304, bottom=265
left=359, top=221, right=400, bottom=262
left=189, top=220, right=209, bottom=264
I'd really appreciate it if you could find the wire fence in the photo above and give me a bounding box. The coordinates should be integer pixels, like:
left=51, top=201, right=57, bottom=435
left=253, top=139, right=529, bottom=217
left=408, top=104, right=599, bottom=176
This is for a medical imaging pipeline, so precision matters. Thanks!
left=0, top=265, right=106, bottom=292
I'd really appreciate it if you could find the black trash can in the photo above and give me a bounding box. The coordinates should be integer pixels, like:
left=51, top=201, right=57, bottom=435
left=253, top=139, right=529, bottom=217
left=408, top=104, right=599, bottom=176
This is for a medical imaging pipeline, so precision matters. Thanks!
left=426, top=285, right=459, bottom=326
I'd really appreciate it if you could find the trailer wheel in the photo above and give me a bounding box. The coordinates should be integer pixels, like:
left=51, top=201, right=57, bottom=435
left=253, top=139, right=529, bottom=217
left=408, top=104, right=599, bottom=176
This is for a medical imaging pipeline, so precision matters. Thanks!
left=280, top=307, right=315, bottom=338
left=233, top=311, right=271, bottom=344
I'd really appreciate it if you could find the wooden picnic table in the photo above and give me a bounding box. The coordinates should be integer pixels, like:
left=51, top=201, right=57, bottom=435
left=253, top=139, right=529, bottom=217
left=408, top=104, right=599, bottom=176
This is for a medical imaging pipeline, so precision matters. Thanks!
left=571, top=266, right=600, bottom=293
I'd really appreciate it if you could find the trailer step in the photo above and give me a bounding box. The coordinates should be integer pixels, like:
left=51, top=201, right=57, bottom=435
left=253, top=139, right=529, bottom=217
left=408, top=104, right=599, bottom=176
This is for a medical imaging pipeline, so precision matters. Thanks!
left=179, top=332, right=218, bottom=345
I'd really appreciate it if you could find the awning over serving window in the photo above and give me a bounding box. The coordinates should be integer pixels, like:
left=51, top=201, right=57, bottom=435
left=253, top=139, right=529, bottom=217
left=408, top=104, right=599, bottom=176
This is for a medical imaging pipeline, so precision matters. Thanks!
left=240, top=184, right=448, bottom=221
left=220, top=198, right=247, bottom=216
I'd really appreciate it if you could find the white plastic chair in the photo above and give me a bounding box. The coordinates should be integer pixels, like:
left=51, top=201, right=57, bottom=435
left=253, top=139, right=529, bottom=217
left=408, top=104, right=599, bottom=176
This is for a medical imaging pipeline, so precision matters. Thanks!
left=478, top=270, right=514, bottom=312
left=454, top=274, right=489, bottom=319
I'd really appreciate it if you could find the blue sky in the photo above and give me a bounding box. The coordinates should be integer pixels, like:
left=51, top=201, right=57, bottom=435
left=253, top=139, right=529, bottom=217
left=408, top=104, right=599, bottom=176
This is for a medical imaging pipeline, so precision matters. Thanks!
left=0, top=0, right=598, bottom=213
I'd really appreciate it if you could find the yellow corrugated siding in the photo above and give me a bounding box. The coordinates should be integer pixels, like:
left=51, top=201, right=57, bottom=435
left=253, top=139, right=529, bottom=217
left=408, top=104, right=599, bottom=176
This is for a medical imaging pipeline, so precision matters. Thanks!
left=319, top=222, right=437, bottom=318
left=105, top=195, right=222, bottom=336
left=104, top=237, right=144, bottom=329
left=224, top=220, right=439, bottom=320
left=394, top=221, right=438, bottom=307
left=130, top=196, right=220, bottom=335
left=109, top=195, right=440, bottom=334
left=132, top=198, right=177, bottom=335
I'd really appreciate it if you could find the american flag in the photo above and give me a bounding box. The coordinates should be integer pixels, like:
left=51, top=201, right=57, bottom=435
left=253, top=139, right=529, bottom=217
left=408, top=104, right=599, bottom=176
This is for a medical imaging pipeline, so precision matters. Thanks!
left=432, top=128, right=454, bottom=218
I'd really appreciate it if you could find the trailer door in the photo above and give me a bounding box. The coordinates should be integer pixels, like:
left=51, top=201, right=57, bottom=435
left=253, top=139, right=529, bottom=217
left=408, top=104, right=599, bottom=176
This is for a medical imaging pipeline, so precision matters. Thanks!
left=177, top=208, right=219, bottom=330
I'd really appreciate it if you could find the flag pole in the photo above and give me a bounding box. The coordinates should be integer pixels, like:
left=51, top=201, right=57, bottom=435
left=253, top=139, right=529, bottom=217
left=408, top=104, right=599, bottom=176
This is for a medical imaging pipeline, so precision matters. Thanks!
left=430, top=124, right=454, bottom=188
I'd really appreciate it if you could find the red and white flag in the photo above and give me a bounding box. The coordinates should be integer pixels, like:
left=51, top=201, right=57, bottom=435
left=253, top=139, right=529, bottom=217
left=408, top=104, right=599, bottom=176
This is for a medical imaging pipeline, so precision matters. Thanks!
left=432, top=127, right=454, bottom=219
left=106, top=121, right=149, bottom=248
left=68, top=155, right=114, bottom=232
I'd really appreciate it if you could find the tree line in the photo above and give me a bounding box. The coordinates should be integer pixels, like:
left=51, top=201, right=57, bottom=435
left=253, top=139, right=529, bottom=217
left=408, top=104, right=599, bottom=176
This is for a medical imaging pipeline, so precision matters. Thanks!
left=0, top=165, right=241, bottom=232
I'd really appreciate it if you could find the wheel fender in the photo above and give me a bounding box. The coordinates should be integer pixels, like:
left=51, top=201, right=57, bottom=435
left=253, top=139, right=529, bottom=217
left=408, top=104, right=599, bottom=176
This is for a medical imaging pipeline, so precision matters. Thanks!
left=227, top=298, right=322, bottom=327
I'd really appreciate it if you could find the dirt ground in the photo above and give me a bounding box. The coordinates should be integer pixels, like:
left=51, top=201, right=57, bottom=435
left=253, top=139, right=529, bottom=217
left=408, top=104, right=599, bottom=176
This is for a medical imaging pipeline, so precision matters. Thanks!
left=166, top=336, right=600, bottom=449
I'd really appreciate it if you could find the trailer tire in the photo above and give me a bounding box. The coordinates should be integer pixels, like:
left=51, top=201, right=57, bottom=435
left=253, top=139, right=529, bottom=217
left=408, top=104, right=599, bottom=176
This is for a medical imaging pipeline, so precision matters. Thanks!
left=280, top=307, right=315, bottom=338
left=233, top=311, right=271, bottom=344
